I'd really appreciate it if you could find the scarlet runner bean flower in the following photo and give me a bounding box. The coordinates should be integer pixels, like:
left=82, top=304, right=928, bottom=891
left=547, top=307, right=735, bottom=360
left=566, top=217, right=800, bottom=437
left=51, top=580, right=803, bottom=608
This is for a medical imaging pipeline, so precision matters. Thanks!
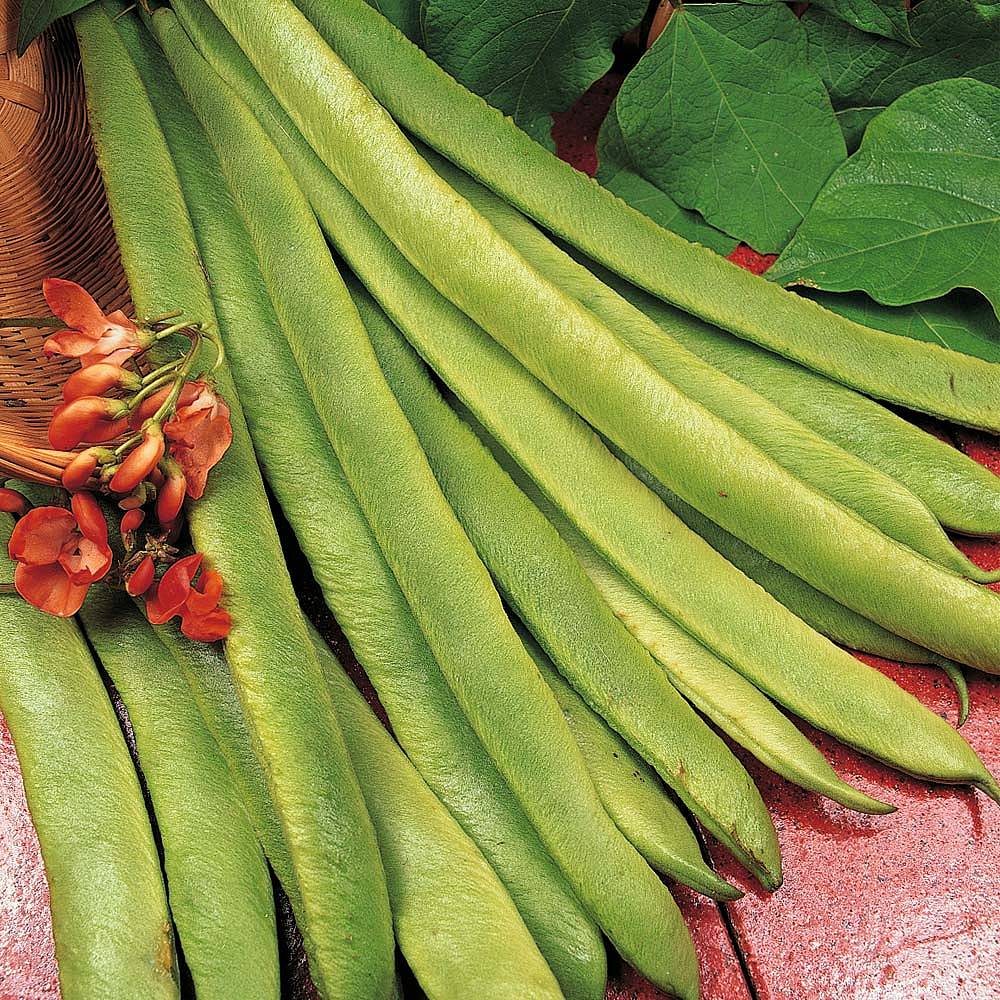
left=145, top=552, right=231, bottom=641
left=7, top=492, right=113, bottom=616
left=162, top=382, right=232, bottom=500
left=0, top=488, right=28, bottom=515
left=42, top=279, right=152, bottom=367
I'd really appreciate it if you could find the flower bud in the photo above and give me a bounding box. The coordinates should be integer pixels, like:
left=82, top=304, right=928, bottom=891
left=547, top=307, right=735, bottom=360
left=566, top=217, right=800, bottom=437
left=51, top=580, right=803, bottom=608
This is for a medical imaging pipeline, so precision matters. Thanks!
left=109, top=427, right=165, bottom=494
left=156, top=460, right=187, bottom=525
left=48, top=396, right=128, bottom=451
left=61, top=447, right=105, bottom=491
left=126, top=555, right=156, bottom=597
left=120, top=508, right=145, bottom=535
left=0, top=488, right=28, bottom=515
left=63, top=363, right=140, bottom=403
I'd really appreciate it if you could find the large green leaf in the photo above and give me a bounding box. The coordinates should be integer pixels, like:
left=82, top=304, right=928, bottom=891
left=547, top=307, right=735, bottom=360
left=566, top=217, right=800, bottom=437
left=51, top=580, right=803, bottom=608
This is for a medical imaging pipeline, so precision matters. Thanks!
left=365, top=0, right=423, bottom=41
left=771, top=78, right=1000, bottom=316
left=806, top=290, right=1000, bottom=364
left=421, top=0, right=647, bottom=147
left=741, top=0, right=913, bottom=45
left=17, top=0, right=93, bottom=53
left=805, top=0, right=1000, bottom=136
left=600, top=3, right=845, bottom=252
left=595, top=103, right=738, bottom=256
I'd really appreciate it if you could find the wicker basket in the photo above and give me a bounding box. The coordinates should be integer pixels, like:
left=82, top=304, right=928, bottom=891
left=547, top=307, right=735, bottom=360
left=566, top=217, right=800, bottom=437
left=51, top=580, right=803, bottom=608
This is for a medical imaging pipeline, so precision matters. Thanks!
left=0, top=8, right=130, bottom=485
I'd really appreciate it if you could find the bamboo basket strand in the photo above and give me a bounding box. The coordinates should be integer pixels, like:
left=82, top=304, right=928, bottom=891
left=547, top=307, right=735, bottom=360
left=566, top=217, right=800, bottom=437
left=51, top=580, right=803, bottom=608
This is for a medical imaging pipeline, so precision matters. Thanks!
left=0, top=10, right=130, bottom=485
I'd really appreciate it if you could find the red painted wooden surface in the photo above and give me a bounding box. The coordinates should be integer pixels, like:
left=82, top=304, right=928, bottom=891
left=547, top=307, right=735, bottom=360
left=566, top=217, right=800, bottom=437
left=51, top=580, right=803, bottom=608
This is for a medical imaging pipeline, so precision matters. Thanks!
left=2, top=51, right=1000, bottom=1000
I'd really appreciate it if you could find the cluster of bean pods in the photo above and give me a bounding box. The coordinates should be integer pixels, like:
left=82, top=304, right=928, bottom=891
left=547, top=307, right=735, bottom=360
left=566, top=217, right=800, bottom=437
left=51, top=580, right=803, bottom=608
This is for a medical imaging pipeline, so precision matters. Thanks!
left=3, top=1, right=997, bottom=998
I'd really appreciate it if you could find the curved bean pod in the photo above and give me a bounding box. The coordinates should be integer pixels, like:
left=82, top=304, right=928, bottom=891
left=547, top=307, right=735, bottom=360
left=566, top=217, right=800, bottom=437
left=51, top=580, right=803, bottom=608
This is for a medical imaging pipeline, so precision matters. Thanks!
left=422, top=154, right=997, bottom=584
left=596, top=270, right=1000, bottom=539
left=275, top=153, right=995, bottom=796
left=314, top=632, right=565, bottom=1000
left=147, top=14, right=607, bottom=995
left=518, top=630, right=742, bottom=900
left=0, top=515, right=178, bottom=1000
left=201, top=1, right=1000, bottom=673
left=356, top=274, right=780, bottom=886
left=76, top=8, right=395, bottom=996
left=294, top=0, right=1000, bottom=432
left=165, top=8, right=698, bottom=993
left=78, top=586, right=280, bottom=1000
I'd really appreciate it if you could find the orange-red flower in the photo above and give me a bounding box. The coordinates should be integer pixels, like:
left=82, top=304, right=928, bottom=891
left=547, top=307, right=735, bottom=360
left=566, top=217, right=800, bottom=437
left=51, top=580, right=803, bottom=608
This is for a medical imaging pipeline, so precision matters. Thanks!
left=49, top=396, right=129, bottom=451
left=63, top=362, right=140, bottom=403
left=156, top=458, right=187, bottom=525
left=126, top=555, right=155, bottom=597
left=163, top=382, right=232, bottom=500
left=0, top=488, right=28, bottom=515
left=145, top=551, right=231, bottom=641
left=7, top=492, right=112, bottom=616
left=42, top=279, right=147, bottom=368
left=109, top=426, right=165, bottom=494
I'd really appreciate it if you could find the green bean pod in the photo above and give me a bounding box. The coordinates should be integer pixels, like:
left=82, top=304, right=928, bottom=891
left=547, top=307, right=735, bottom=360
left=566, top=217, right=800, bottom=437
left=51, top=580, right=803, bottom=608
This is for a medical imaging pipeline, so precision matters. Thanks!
left=164, top=7, right=698, bottom=993
left=356, top=274, right=780, bottom=887
left=200, top=0, right=1000, bottom=674
left=614, top=455, right=971, bottom=720
left=593, top=270, right=1000, bottom=540
left=0, top=516, right=178, bottom=1000
left=313, top=632, right=565, bottom=1000
left=147, top=13, right=607, bottom=996
left=295, top=0, right=1000, bottom=433
left=421, top=154, right=997, bottom=584
left=456, top=423, right=894, bottom=814
left=76, top=8, right=394, bottom=996
left=277, top=133, right=996, bottom=799
left=517, top=629, right=741, bottom=900
left=78, top=587, right=280, bottom=1000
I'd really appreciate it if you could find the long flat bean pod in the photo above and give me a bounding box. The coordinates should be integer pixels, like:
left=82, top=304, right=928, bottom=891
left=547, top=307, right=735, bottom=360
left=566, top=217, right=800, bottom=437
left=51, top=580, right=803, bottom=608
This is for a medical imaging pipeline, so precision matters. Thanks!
left=326, top=179, right=998, bottom=799
left=592, top=267, right=1000, bottom=539
left=516, top=629, right=741, bottom=900
left=148, top=14, right=607, bottom=997
left=197, top=2, right=1000, bottom=674
left=452, top=420, right=896, bottom=812
left=78, top=586, right=279, bottom=1000
left=313, top=632, right=564, bottom=1000
left=355, top=274, right=781, bottom=886
left=76, top=9, right=394, bottom=996
left=422, top=153, right=997, bottom=584
left=295, top=0, right=1000, bottom=432
left=228, top=77, right=996, bottom=801
left=164, top=10, right=697, bottom=993
left=0, top=516, right=177, bottom=1000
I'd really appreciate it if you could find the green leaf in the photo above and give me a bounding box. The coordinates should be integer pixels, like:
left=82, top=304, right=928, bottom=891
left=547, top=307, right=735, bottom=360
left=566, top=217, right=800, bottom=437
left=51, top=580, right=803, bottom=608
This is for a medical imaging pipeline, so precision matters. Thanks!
left=771, top=78, right=1000, bottom=316
left=601, top=3, right=846, bottom=253
left=595, top=103, right=738, bottom=256
left=365, top=0, right=423, bottom=42
left=421, top=0, right=647, bottom=147
left=805, top=289, right=1000, bottom=364
left=17, top=0, right=93, bottom=53
left=741, top=0, right=913, bottom=45
left=805, top=0, right=1000, bottom=125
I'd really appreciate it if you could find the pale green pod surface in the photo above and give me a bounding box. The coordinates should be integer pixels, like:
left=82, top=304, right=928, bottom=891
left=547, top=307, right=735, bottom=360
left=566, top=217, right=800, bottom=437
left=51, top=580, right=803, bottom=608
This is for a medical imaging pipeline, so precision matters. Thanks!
left=0, top=517, right=178, bottom=1000
left=599, top=268, right=1000, bottom=539
left=313, top=632, right=564, bottom=1000
left=167, top=5, right=698, bottom=993
left=296, top=0, right=1000, bottom=433
left=148, top=14, right=608, bottom=995
left=518, top=629, right=742, bottom=900
left=76, top=8, right=395, bottom=996
left=460, top=421, right=894, bottom=817
left=78, top=588, right=280, bottom=1000
left=357, top=273, right=779, bottom=887
left=421, top=149, right=997, bottom=585
left=207, top=0, right=1000, bottom=674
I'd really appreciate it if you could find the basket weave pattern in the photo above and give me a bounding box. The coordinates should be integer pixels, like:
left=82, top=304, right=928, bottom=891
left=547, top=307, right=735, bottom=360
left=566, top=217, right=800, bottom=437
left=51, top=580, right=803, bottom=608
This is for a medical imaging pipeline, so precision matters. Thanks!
left=0, top=11, right=130, bottom=484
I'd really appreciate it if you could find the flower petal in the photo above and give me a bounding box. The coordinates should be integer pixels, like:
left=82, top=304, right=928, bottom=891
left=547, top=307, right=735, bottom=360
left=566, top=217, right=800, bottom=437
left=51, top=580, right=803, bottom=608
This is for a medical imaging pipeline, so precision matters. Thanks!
left=185, top=569, right=223, bottom=616
left=14, top=562, right=89, bottom=617
left=180, top=607, right=232, bottom=642
left=43, top=278, right=107, bottom=333
left=58, top=537, right=113, bottom=585
left=70, top=492, right=108, bottom=547
left=8, top=507, right=75, bottom=565
left=44, top=328, right=101, bottom=358
left=145, top=552, right=202, bottom=624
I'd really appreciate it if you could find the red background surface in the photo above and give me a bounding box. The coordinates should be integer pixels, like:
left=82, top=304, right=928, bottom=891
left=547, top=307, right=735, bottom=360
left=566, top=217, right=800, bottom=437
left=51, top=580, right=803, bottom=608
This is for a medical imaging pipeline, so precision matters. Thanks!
left=2, top=62, right=999, bottom=1000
